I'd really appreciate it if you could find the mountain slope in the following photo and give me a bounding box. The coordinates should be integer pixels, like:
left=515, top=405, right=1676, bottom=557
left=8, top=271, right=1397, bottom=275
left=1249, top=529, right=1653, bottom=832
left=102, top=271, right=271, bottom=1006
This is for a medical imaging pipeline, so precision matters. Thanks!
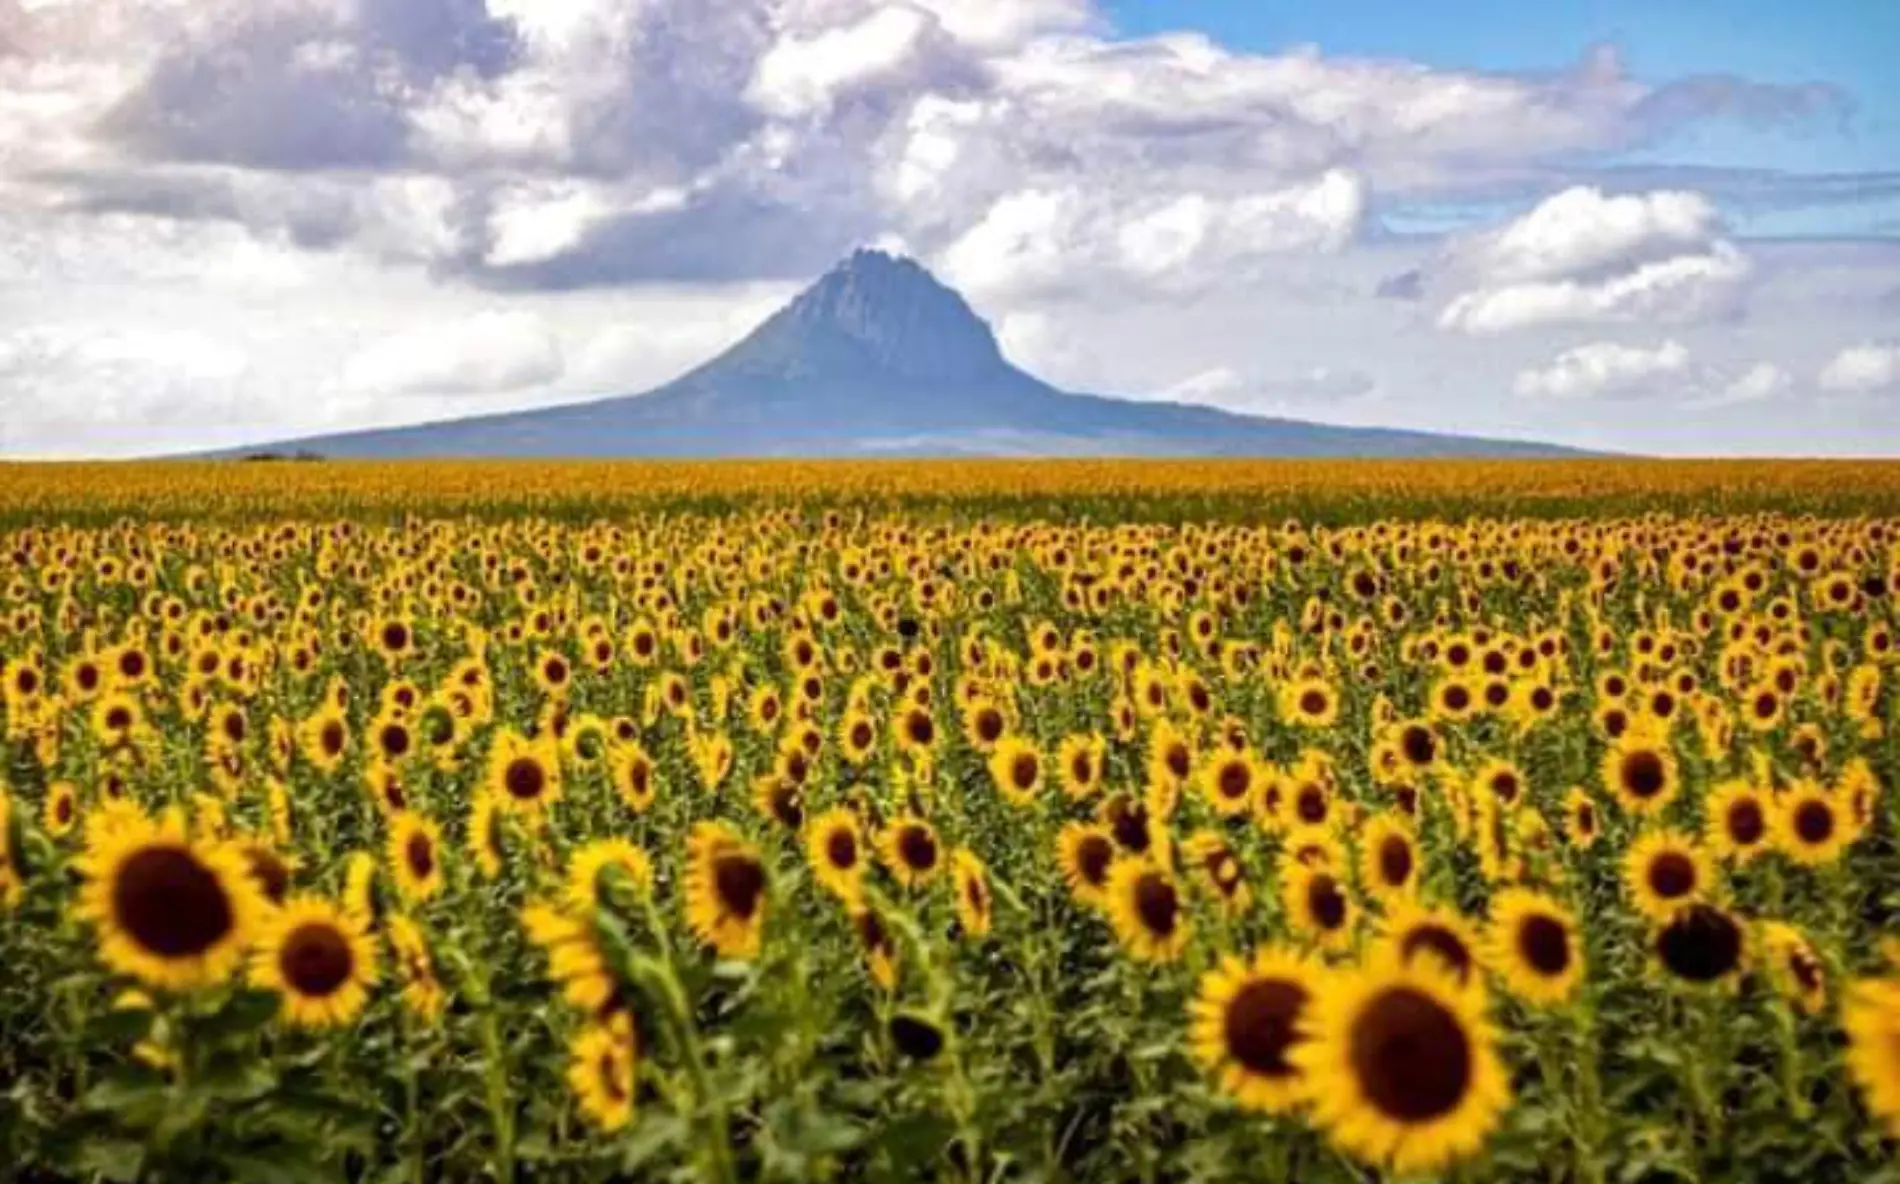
left=222, top=250, right=1585, bottom=459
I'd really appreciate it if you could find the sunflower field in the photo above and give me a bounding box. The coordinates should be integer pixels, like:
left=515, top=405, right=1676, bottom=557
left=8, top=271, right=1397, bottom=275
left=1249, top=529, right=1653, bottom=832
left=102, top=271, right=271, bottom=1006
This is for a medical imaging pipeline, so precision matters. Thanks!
left=3, top=461, right=1900, bottom=1183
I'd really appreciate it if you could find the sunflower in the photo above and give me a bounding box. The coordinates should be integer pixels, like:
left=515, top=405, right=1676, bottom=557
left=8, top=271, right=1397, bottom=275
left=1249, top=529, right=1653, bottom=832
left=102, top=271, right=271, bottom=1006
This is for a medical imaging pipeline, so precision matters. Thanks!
left=43, top=780, right=80, bottom=837
left=1624, top=829, right=1715, bottom=921
left=1774, top=781, right=1850, bottom=866
left=567, top=838, right=653, bottom=913
left=235, top=839, right=294, bottom=908
left=386, top=912, right=447, bottom=1021
left=298, top=708, right=350, bottom=774
left=0, top=790, right=22, bottom=908
left=1282, top=860, right=1356, bottom=952
left=1844, top=976, right=1900, bottom=1137
left=566, top=1024, right=638, bottom=1133
left=880, top=815, right=943, bottom=888
left=251, top=896, right=378, bottom=1028
left=807, top=808, right=866, bottom=900
left=467, top=791, right=508, bottom=880
left=1704, top=779, right=1772, bottom=863
left=1602, top=737, right=1678, bottom=815
left=1189, top=948, right=1319, bottom=1114
left=988, top=735, right=1044, bottom=808
left=521, top=900, right=622, bottom=1018
left=1484, top=889, right=1583, bottom=1007
left=1379, top=902, right=1483, bottom=990
left=837, top=710, right=878, bottom=765
left=1359, top=814, right=1420, bottom=902
left=1652, top=903, right=1748, bottom=986
left=1181, top=829, right=1252, bottom=913
left=1056, top=822, right=1118, bottom=908
left=386, top=813, right=445, bottom=903
left=683, top=822, right=767, bottom=959
left=1198, top=750, right=1260, bottom=817
left=1104, top=859, right=1192, bottom=963
left=850, top=904, right=900, bottom=990
left=960, top=697, right=1009, bottom=752
left=1295, top=954, right=1510, bottom=1175
left=1759, top=921, right=1826, bottom=1014
left=76, top=811, right=263, bottom=991
left=609, top=741, right=657, bottom=815
left=950, top=847, right=993, bottom=937
left=1057, top=732, right=1106, bottom=799
left=486, top=731, right=563, bottom=816
left=1281, top=677, right=1339, bottom=728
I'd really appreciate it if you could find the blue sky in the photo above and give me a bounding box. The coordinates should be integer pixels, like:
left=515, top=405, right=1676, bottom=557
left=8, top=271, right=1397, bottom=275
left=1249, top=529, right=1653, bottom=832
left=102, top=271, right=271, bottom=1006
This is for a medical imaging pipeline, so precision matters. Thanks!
left=1110, top=0, right=1900, bottom=231
left=2, top=0, right=1898, bottom=457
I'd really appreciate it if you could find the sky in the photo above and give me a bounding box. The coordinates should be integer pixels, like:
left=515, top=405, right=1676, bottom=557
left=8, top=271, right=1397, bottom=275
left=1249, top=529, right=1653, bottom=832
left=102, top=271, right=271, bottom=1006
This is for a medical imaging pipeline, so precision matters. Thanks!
left=1, top=0, right=1897, bottom=458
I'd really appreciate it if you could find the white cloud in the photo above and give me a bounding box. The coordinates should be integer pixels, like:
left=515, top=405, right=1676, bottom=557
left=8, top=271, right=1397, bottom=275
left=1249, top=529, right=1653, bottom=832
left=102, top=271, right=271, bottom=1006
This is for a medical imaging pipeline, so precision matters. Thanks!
left=1715, top=361, right=1789, bottom=405
left=342, top=311, right=564, bottom=396
left=749, top=6, right=937, bottom=118
left=1436, top=187, right=1751, bottom=334
left=938, top=170, right=1363, bottom=298
left=1513, top=339, right=1690, bottom=399
left=1818, top=343, right=1900, bottom=395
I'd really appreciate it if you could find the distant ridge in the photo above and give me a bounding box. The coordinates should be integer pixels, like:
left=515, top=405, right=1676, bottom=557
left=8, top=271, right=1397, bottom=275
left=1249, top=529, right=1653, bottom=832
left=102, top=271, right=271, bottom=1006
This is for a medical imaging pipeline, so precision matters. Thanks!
left=215, top=249, right=1587, bottom=460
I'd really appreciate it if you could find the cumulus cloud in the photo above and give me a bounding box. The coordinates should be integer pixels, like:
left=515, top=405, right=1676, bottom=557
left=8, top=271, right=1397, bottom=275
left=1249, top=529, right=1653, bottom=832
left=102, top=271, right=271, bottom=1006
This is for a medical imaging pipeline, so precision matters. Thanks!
left=1713, top=361, right=1790, bottom=405
left=1818, top=343, right=1900, bottom=395
left=342, top=311, right=563, bottom=396
left=1436, top=187, right=1752, bottom=334
left=1513, top=340, right=1691, bottom=399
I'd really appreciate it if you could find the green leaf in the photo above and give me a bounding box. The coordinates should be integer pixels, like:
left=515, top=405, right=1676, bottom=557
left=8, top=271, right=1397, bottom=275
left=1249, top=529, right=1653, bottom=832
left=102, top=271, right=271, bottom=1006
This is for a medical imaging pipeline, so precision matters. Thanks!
left=216, top=1151, right=342, bottom=1184
left=86, top=1006, right=156, bottom=1045
left=80, top=1068, right=167, bottom=1114
left=199, top=1055, right=279, bottom=1101
left=72, top=1138, right=145, bottom=1183
left=203, top=988, right=284, bottom=1040
left=620, top=1112, right=688, bottom=1173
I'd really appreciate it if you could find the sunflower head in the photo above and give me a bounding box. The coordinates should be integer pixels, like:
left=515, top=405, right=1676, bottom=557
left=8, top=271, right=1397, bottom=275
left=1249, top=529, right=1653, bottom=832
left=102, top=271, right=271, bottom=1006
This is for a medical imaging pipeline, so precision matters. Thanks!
left=1190, top=948, right=1319, bottom=1114
left=251, top=895, right=378, bottom=1028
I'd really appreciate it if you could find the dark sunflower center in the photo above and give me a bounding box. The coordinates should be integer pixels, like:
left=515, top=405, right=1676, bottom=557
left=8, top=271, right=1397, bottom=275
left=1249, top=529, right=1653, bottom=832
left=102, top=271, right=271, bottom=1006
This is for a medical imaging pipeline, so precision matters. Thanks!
left=1726, top=800, right=1765, bottom=844
left=406, top=833, right=435, bottom=880
left=1378, top=836, right=1414, bottom=887
left=1217, top=762, right=1251, bottom=800
left=1297, top=786, right=1327, bottom=824
left=281, top=922, right=354, bottom=996
left=1133, top=873, right=1178, bottom=937
left=504, top=758, right=547, bottom=800
left=1401, top=726, right=1435, bottom=765
left=976, top=710, right=1003, bottom=742
left=1307, top=875, right=1347, bottom=930
left=1224, top=978, right=1308, bottom=1077
left=1077, top=835, right=1114, bottom=886
left=1349, top=987, right=1474, bottom=1123
left=1794, top=800, right=1835, bottom=845
left=1109, top=799, right=1150, bottom=852
left=826, top=829, right=858, bottom=870
left=713, top=854, right=765, bottom=919
left=1071, top=753, right=1094, bottom=784
left=246, top=849, right=290, bottom=904
left=112, top=845, right=235, bottom=957
left=889, top=1014, right=944, bottom=1060
left=907, top=714, right=934, bottom=746
left=1011, top=753, right=1040, bottom=791
left=1517, top=915, right=1571, bottom=976
left=1299, top=690, right=1328, bottom=716
left=1656, top=905, right=1743, bottom=982
left=381, top=724, right=411, bottom=759
left=1647, top=852, right=1696, bottom=899
left=898, top=826, right=939, bottom=871
left=1622, top=751, right=1666, bottom=798
left=1402, top=925, right=1473, bottom=981
left=321, top=722, right=345, bottom=756
left=851, top=723, right=873, bottom=748
left=382, top=623, right=408, bottom=651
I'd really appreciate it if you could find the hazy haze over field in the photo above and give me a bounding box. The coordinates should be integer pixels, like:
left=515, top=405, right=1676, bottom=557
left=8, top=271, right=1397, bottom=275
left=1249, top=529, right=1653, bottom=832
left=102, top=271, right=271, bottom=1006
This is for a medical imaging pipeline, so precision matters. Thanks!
left=0, top=0, right=1896, bottom=457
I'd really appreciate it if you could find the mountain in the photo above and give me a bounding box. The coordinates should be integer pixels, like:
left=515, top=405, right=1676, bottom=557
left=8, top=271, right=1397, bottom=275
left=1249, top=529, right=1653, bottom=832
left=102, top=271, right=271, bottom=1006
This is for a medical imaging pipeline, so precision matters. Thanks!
left=218, top=250, right=1583, bottom=459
